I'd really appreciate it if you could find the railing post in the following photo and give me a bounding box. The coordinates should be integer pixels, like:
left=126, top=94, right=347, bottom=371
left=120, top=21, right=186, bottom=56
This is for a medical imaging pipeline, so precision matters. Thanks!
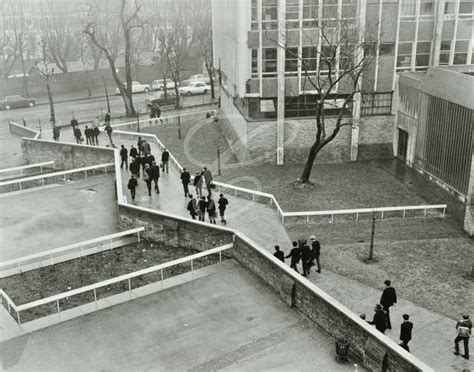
left=381, top=211, right=384, bottom=220
left=17, top=311, right=21, bottom=325
left=356, top=212, right=359, bottom=221
left=219, top=251, right=222, bottom=262
left=306, top=215, right=309, bottom=224
left=161, top=269, right=164, bottom=287
left=40, top=165, right=43, bottom=174
left=19, top=181, right=22, bottom=191
left=442, top=207, right=446, bottom=217
left=84, top=170, right=87, bottom=179
left=105, top=166, right=108, bottom=175
left=57, top=300, right=60, bottom=313
left=41, top=178, right=45, bottom=187
left=93, top=288, right=97, bottom=304
left=137, top=231, right=141, bottom=242
left=20, top=169, right=23, bottom=177
left=424, top=208, right=427, bottom=217
left=128, top=278, right=132, bottom=291
left=331, top=214, right=334, bottom=223
left=191, top=260, right=194, bottom=272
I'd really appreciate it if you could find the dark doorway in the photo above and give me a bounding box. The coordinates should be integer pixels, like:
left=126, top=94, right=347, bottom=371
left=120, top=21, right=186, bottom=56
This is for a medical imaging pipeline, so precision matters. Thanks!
left=397, top=129, right=408, bottom=162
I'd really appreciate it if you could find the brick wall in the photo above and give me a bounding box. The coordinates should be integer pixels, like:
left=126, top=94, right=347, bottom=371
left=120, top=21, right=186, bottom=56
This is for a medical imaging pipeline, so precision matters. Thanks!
left=358, top=115, right=395, bottom=160
left=116, top=203, right=431, bottom=372
left=21, top=138, right=115, bottom=169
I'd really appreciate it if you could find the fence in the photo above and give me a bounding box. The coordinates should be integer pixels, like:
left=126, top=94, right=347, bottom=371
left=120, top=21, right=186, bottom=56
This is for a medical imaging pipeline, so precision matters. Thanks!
left=0, top=227, right=145, bottom=277
left=0, top=162, right=115, bottom=194
left=1, top=243, right=232, bottom=325
left=9, top=121, right=41, bottom=139
left=0, top=161, right=55, bottom=180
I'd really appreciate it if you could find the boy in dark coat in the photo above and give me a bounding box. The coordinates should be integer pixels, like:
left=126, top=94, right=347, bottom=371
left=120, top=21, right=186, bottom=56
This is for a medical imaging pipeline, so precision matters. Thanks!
left=129, top=145, right=138, bottom=159
left=120, top=145, right=128, bottom=169
left=161, top=148, right=170, bottom=173
left=127, top=175, right=138, bottom=201
left=218, top=193, right=229, bottom=225
left=197, top=196, right=207, bottom=222
left=74, top=126, right=82, bottom=144
left=285, top=241, right=301, bottom=273
left=273, top=246, right=284, bottom=262
left=299, top=240, right=311, bottom=277
left=380, top=280, right=397, bottom=329
left=309, top=235, right=321, bottom=273
left=207, top=196, right=217, bottom=224
left=85, top=126, right=92, bottom=145
left=180, top=168, right=191, bottom=197
left=399, top=314, right=413, bottom=352
left=150, top=161, right=160, bottom=193
left=368, top=304, right=387, bottom=334
left=187, top=195, right=198, bottom=220
left=129, top=158, right=140, bottom=178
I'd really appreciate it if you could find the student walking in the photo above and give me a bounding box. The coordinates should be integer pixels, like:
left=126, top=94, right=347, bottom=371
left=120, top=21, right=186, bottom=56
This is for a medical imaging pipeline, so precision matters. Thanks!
left=141, top=140, right=151, bottom=156
left=380, top=280, right=397, bottom=330
left=187, top=195, right=198, bottom=220
left=127, top=175, right=138, bottom=201
left=129, top=158, right=140, bottom=178
left=454, top=314, right=472, bottom=359
left=143, top=163, right=153, bottom=196
left=180, top=168, right=191, bottom=197
left=120, top=145, right=128, bottom=170
left=53, top=126, right=60, bottom=141
left=194, top=171, right=203, bottom=197
left=207, top=196, right=217, bottom=224
left=74, top=126, right=82, bottom=144
left=137, top=137, right=144, bottom=156
left=202, top=167, right=213, bottom=196
left=85, top=126, right=92, bottom=145
left=273, top=245, right=285, bottom=262
left=308, top=236, right=321, bottom=273
left=368, top=304, right=387, bottom=334
left=197, top=196, right=207, bottom=222
left=161, top=148, right=170, bottom=174
left=218, top=194, right=229, bottom=225
left=92, top=124, right=100, bottom=145
left=399, top=314, right=413, bottom=352
left=150, top=161, right=160, bottom=193
left=104, top=123, right=113, bottom=145
left=285, top=241, right=301, bottom=273
left=130, top=145, right=138, bottom=159
left=104, top=112, right=111, bottom=125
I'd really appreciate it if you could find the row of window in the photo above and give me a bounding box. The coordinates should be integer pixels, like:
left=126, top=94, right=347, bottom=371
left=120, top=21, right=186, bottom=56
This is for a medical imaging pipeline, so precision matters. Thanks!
left=400, top=0, right=473, bottom=18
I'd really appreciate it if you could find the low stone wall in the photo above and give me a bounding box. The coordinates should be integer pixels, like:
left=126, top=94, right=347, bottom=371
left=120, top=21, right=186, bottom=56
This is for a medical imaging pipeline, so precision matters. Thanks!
left=21, top=138, right=115, bottom=170
left=117, top=203, right=431, bottom=372
left=9, top=121, right=39, bottom=139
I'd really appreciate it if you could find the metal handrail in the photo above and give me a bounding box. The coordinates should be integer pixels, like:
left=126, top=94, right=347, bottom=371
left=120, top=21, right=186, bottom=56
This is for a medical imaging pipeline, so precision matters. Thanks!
left=15, top=243, right=233, bottom=313
left=0, top=162, right=114, bottom=186
left=0, top=227, right=145, bottom=270
left=0, top=161, right=55, bottom=174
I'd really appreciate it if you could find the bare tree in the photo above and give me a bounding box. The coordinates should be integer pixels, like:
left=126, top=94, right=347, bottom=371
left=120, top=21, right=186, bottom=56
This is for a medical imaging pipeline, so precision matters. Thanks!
left=271, top=19, right=376, bottom=184
left=84, top=0, right=142, bottom=117
left=34, top=40, right=56, bottom=127
left=77, top=33, right=92, bottom=97
left=195, top=2, right=215, bottom=99
left=87, top=39, right=103, bottom=70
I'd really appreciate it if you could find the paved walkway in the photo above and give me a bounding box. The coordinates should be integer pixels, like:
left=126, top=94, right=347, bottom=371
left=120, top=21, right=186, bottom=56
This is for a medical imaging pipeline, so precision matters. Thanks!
left=113, top=133, right=472, bottom=371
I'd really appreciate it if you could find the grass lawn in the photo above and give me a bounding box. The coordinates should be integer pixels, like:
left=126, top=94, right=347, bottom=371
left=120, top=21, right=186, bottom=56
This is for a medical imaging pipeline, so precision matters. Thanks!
left=287, top=223, right=474, bottom=319
left=0, top=240, right=222, bottom=323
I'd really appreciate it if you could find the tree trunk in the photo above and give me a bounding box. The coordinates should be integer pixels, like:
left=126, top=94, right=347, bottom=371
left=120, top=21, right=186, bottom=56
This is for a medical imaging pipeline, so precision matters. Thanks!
left=299, top=141, right=319, bottom=182
left=369, top=213, right=376, bottom=261
left=85, top=70, right=91, bottom=97
left=122, top=17, right=136, bottom=117
left=46, top=78, right=55, bottom=126
left=205, top=58, right=215, bottom=99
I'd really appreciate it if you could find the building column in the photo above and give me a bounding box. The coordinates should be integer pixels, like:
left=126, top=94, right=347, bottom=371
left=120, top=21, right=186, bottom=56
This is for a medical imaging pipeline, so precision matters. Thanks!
left=276, top=0, right=286, bottom=165
left=351, top=93, right=361, bottom=161
left=432, top=0, right=445, bottom=65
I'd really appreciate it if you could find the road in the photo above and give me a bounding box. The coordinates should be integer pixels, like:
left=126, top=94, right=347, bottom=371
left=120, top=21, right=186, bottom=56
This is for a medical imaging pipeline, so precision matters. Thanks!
left=0, top=90, right=216, bottom=131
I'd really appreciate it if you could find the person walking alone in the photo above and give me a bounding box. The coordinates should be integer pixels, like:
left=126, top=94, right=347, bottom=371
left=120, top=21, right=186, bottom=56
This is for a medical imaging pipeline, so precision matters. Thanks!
left=218, top=193, right=229, bottom=225
left=454, top=314, right=472, bottom=359
left=202, top=167, right=213, bottom=196
left=150, top=161, right=160, bottom=193
left=104, top=122, right=113, bottom=145
left=120, top=145, right=128, bottom=170
left=53, top=126, right=60, bottom=141
left=308, top=236, right=321, bottom=273
left=380, top=280, right=397, bottom=330
left=180, top=168, right=191, bottom=197
left=273, top=246, right=284, bottom=262
left=285, top=241, right=301, bottom=273
left=127, top=175, right=138, bottom=201
left=399, top=314, right=413, bottom=352
left=161, top=148, right=170, bottom=174
left=143, top=163, right=153, bottom=196
left=194, top=171, right=203, bottom=198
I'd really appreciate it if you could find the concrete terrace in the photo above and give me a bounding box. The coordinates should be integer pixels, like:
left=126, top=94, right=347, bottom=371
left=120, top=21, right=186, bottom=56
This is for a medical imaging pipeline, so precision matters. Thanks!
left=0, top=261, right=359, bottom=372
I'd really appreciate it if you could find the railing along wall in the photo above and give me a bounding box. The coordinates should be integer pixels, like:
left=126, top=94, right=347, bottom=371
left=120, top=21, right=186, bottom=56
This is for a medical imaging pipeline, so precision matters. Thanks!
left=9, top=121, right=41, bottom=139
left=0, top=227, right=145, bottom=277
left=0, top=161, right=55, bottom=179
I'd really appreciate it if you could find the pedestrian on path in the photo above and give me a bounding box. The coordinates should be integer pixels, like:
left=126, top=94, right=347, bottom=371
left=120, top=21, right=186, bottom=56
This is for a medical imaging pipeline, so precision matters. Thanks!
left=53, top=126, right=60, bottom=141
left=194, top=171, right=203, bottom=197
left=144, top=152, right=155, bottom=168
left=141, top=140, right=151, bottom=156
left=150, top=161, right=160, bottom=193
left=85, top=126, right=92, bottom=145
left=380, top=280, right=397, bottom=330
left=70, top=117, right=78, bottom=129
left=202, top=167, right=213, bottom=196
left=368, top=304, right=387, bottom=334
left=285, top=241, right=301, bottom=273
left=130, top=158, right=140, bottom=178
left=300, top=239, right=311, bottom=277
left=92, top=124, right=100, bottom=146
left=273, top=246, right=284, bottom=262
left=180, top=168, right=191, bottom=197
left=143, top=163, right=153, bottom=196
left=218, top=194, right=228, bottom=225
left=207, top=196, right=217, bottom=224
left=187, top=194, right=198, bottom=220
left=454, top=314, right=471, bottom=359
left=197, top=196, right=207, bottom=222
left=130, top=145, right=138, bottom=159
left=308, top=236, right=321, bottom=273
left=120, top=145, right=128, bottom=170
left=74, top=126, right=82, bottom=144
left=161, top=148, right=170, bottom=174
left=127, top=175, right=138, bottom=201
left=105, top=123, right=113, bottom=145
left=105, top=112, right=111, bottom=125
left=399, top=314, right=413, bottom=352
left=137, top=137, right=143, bottom=156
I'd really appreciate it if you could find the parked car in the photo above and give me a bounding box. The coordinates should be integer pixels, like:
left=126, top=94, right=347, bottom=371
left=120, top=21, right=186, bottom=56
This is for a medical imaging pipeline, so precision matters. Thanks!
left=0, top=95, right=36, bottom=110
left=151, top=79, right=178, bottom=91
left=184, top=74, right=211, bottom=85
left=115, top=81, right=150, bottom=95
left=178, top=81, right=211, bottom=96
left=145, top=90, right=177, bottom=106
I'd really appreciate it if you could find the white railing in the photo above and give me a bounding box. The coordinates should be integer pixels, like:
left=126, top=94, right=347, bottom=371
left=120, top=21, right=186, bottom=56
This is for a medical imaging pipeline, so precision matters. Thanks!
left=0, top=227, right=145, bottom=276
left=281, top=204, right=447, bottom=224
left=0, top=162, right=115, bottom=192
left=114, top=149, right=127, bottom=204
left=9, top=121, right=41, bottom=140
left=5, top=243, right=232, bottom=325
left=0, top=161, right=55, bottom=178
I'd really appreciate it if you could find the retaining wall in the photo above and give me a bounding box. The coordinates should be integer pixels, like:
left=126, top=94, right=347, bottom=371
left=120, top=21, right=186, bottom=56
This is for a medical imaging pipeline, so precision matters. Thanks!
left=21, top=138, right=115, bottom=170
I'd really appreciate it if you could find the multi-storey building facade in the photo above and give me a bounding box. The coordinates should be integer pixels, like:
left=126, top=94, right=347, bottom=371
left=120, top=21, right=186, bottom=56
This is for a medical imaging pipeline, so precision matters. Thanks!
left=212, top=0, right=474, bottom=164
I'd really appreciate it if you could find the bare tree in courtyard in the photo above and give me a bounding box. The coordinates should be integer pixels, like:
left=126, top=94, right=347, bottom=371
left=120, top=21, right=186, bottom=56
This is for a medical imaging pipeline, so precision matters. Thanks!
left=271, top=19, right=376, bottom=184
left=195, top=3, right=215, bottom=99
left=34, top=40, right=56, bottom=127
left=84, top=0, right=142, bottom=117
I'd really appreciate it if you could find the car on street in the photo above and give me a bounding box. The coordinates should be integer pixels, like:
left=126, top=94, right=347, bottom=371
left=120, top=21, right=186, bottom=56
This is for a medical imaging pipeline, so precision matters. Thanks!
left=151, top=79, right=178, bottom=91
left=178, top=81, right=211, bottom=96
left=145, top=90, right=178, bottom=106
left=184, top=74, right=211, bottom=85
left=115, top=81, right=150, bottom=95
left=0, top=95, right=36, bottom=110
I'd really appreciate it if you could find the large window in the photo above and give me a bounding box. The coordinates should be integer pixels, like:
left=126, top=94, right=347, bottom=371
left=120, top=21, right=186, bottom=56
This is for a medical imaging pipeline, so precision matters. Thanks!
left=397, top=42, right=413, bottom=70
left=420, top=0, right=435, bottom=17
left=322, top=0, right=338, bottom=19
left=262, top=0, right=278, bottom=30
left=251, top=0, right=258, bottom=30
left=439, top=41, right=451, bottom=65
left=320, top=45, right=337, bottom=74
left=454, top=40, right=469, bottom=64
left=361, top=92, right=393, bottom=116
left=415, top=41, right=431, bottom=69
left=262, top=48, right=277, bottom=77
left=286, top=0, right=300, bottom=29
left=341, top=0, right=357, bottom=18
left=284, top=94, right=352, bottom=118
left=251, top=49, right=258, bottom=78
left=459, top=1, right=474, bottom=16
left=401, top=0, right=416, bottom=19
left=285, top=48, right=299, bottom=76
left=303, top=0, right=318, bottom=27
left=302, top=46, right=317, bottom=72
